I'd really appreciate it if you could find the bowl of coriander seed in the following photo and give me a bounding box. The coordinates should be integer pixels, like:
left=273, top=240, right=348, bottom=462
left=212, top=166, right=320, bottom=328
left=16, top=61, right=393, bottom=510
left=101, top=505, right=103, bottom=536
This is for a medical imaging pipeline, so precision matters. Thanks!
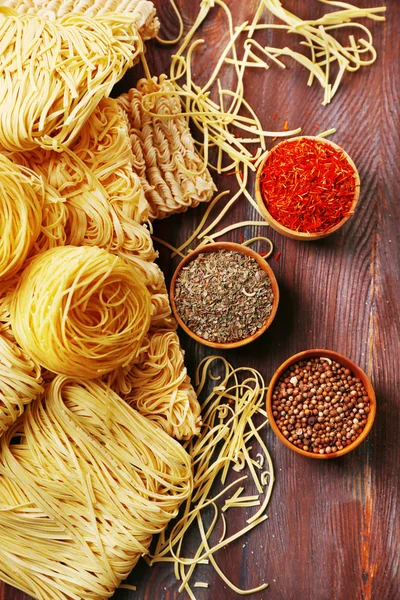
left=266, top=349, right=376, bottom=459
left=170, top=242, right=279, bottom=349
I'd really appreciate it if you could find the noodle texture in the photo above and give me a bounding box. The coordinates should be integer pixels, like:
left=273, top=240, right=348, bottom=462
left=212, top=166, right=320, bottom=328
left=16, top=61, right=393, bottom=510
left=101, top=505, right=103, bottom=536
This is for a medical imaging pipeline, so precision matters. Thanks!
left=151, top=356, right=274, bottom=599
left=110, top=328, right=201, bottom=440
left=10, top=246, right=152, bottom=378
left=9, top=99, right=154, bottom=265
left=118, top=76, right=216, bottom=220
left=3, top=0, right=160, bottom=40
left=0, top=154, right=44, bottom=280
left=0, top=9, right=142, bottom=151
left=72, top=97, right=150, bottom=225
left=0, top=334, right=43, bottom=437
left=0, top=375, right=192, bottom=600
left=0, top=278, right=15, bottom=342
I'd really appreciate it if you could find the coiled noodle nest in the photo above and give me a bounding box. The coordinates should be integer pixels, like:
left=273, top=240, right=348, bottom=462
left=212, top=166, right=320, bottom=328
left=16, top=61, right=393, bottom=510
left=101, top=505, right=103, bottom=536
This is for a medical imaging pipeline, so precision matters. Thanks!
left=0, top=154, right=44, bottom=281
left=11, top=245, right=152, bottom=378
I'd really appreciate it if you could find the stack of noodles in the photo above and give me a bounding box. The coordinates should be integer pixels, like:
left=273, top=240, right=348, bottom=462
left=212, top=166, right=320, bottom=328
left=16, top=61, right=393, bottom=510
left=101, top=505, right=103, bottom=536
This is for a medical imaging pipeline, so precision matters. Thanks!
left=118, top=75, right=217, bottom=219
left=0, top=376, right=192, bottom=599
left=4, top=93, right=206, bottom=441
left=0, top=155, right=45, bottom=434
left=0, top=7, right=143, bottom=152
left=2, top=0, right=159, bottom=40
left=0, top=241, right=196, bottom=600
left=0, top=5, right=216, bottom=598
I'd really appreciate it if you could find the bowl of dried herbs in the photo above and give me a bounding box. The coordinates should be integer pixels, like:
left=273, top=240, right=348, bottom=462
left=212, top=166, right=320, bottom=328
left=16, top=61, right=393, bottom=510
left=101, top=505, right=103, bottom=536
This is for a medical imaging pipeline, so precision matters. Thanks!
left=170, top=242, right=279, bottom=349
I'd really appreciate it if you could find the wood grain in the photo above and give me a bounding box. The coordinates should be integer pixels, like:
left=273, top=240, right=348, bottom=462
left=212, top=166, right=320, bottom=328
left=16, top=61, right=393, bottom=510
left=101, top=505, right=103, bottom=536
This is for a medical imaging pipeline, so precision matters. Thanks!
left=2, top=1, right=399, bottom=599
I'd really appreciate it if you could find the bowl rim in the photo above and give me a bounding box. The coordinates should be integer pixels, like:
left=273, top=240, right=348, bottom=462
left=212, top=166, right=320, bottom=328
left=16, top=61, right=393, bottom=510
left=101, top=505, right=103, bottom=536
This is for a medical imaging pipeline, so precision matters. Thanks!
left=266, top=348, right=376, bottom=459
left=255, top=136, right=361, bottom=241
left=169, top=241, right=280, bottom=349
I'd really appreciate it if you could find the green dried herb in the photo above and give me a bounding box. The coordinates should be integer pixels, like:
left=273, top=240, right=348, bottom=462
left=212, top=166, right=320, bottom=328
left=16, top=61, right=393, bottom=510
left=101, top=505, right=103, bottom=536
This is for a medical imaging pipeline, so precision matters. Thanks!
left=175, top=250, right=274, bottom=343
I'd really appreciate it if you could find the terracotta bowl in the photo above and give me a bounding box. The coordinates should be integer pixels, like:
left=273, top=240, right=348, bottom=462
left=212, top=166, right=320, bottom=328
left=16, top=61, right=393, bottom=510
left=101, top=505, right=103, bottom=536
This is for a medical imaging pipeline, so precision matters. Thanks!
left=255, top=136, right=361, bottom=241
left=266, top=349, right=376, bottom=459
left=170, top=242, right=279, bottom=349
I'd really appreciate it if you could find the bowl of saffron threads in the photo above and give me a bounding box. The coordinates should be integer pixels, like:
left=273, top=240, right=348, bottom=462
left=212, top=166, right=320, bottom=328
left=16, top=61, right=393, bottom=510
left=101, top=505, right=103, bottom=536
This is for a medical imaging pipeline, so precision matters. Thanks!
left=255, top=136, right=360, bottom=241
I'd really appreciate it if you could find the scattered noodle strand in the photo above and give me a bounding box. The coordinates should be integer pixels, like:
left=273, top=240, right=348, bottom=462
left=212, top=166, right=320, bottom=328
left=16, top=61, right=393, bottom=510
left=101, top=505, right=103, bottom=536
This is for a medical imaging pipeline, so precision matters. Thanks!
left=155, top=0, right=184, bottom=45
left=150, top=357, right=275, bottom=599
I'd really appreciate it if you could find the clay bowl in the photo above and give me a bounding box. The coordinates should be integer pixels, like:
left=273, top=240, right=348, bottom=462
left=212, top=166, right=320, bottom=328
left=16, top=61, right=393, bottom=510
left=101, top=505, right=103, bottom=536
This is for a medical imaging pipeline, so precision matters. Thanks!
left=266, top=349, right=376, bottom=459
left=170, top=242, right=279, bottom=349
left=255, top=136, right=360, bottom=241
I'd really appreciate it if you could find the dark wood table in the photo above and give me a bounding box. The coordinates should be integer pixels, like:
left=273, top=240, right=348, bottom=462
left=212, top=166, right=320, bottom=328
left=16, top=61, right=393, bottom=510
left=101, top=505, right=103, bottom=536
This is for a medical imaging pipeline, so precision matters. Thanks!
left=2, top=1, right=399, bottom=599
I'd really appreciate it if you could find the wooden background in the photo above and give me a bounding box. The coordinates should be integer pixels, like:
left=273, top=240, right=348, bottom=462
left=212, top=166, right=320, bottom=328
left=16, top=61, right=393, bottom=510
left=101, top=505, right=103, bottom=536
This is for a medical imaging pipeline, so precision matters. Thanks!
left=2, top=1, right=399, bottom=599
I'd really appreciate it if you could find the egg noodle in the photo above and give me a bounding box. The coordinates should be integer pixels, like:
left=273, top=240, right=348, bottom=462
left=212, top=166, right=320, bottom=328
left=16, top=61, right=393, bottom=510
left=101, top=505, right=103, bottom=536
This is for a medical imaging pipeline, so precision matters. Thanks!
left=149, top=356, right=274, bottom=600
left=109, top=328, right=201, bottom=440
left=28, top=184, right=68, bottom=257
left=0, top=334, right=43, bottom=437
left=0, top=277, right=17, bottom=343
left=3, top=0, right=160, bottom=40
left=9, top=97, right=157, bottom=268
left=71, top=97, right=149, bottom=225
left=12, top=144, right=156, bottom=263
left=11, top=246, right=152, bottom=378
left=118, top=77, right=216, bottom=220
left=130, top=258, right=175, bottom=330
left=0, top=9, right=142, bottom=151
left=0, top=154, right=44, bottom=280
left=0, top=375, right=192, bottom=600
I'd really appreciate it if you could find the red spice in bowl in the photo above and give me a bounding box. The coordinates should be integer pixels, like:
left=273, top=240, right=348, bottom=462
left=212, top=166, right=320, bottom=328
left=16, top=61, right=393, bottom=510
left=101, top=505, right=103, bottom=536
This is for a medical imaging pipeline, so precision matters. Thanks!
left=258, top=137, right=359, bottom=234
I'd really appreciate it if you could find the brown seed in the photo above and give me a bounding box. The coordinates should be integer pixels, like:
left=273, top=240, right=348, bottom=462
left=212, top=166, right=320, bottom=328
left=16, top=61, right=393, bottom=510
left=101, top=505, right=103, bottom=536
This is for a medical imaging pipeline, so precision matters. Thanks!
left=272, top=357, right=370, bottom=455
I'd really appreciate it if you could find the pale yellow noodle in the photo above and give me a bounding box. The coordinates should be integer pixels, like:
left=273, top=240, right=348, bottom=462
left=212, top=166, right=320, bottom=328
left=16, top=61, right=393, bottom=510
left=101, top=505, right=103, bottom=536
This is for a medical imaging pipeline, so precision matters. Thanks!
left=0, top=10, right=142, bottom=151
left=0, top=277, right=16, bottom=343
left=72, top=97, right=149, bottom=225
left=109, top=329, right=201, bottom=440
left=155, top=0, right=183, bottom=45
left=0, top=375, right=192, bottom=600
left=10, top=246, right=152, bottom=378
left=2, top=0, right=160, bottom=40
left=151, top=357, right=275, bottom=599
left=0, top=334, right=43, bottom=437
left=118, top=77, right=216, bottom=220
left=0, top=154, right=44, bottom=280
left=11, top=140, right=156, bottom=265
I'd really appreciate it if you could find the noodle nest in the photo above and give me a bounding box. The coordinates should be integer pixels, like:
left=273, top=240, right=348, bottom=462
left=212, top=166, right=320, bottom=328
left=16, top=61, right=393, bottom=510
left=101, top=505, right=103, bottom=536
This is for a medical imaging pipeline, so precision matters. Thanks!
left=10, top=245, right=152, bottom=378
left=0, top=154, right=44, bottom=281
left=0, top=9, right=142, bottom=151
left=0, top=375, right=192, bottom=600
